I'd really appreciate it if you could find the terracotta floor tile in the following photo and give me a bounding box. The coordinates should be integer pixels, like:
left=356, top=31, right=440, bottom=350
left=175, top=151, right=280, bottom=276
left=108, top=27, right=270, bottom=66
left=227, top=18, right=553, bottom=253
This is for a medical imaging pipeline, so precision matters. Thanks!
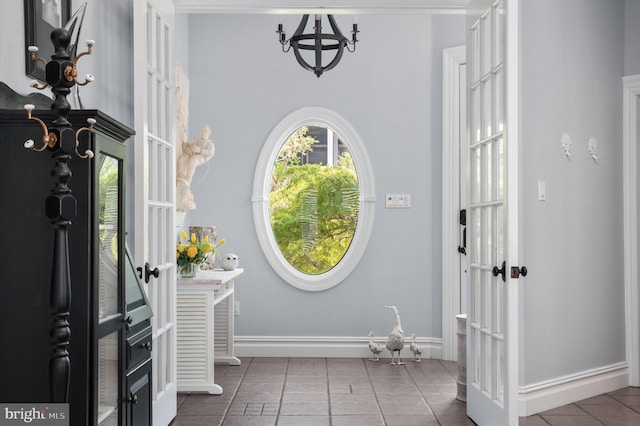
left=172, top=358, right=636, bottom=426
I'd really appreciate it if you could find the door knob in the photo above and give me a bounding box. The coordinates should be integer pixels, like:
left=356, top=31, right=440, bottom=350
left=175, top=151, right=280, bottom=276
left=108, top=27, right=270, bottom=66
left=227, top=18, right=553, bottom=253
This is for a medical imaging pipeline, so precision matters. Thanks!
left=492, top=261, right=506, bottom=282
left=511, top=266, right=528, bottom=278
left=144, top=262, right=160, bottom=283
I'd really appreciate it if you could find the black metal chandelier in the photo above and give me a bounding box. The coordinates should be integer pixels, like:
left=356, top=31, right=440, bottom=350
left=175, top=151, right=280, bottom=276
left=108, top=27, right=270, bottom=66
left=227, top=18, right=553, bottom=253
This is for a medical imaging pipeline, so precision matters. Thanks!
left=277, top=14, right=359, bottom=78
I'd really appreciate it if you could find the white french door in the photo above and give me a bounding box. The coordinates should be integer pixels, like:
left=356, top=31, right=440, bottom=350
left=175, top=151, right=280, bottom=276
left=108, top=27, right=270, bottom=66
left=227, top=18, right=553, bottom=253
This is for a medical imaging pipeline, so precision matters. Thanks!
left=466, top=1, right=520, bottom=425
left=133, top=1, right=177, bottom=425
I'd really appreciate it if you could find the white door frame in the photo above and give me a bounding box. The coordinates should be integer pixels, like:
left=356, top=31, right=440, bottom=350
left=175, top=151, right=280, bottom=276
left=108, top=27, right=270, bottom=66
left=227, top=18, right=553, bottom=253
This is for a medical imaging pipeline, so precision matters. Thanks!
left=442, top=45, right=467, bottom=361
left=133, top=0, right=177, bottom=424
left=623, top=74, right=640, bottom=387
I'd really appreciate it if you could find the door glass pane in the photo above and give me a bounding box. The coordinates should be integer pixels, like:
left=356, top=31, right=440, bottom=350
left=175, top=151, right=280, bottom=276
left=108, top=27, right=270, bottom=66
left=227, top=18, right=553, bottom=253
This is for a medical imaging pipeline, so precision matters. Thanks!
left=474, top=328, right=482, bottom=384
left=483, top=333, right=492, bottom=393
left=482, top=13, right=492, bottom=77
left=97, top=330, right=119, bottom=425
left=474, top=208, right=482, bottom=264
left=483, top=270, right=491, bottom=329
left=483, top=80, right=493, bottom=139
left=482, top=206, right=494, bottom=265
left=497, top=205, right=504, bottom=264
left=497, top=338, right=505, bottom=403
left=484, top=144, right=492, bottom=202
left=496, top=70, right=504, bottom=133
left=497, top=138, right=505, bottom=200
left=472, top=147, right=481, bottom=203
left=98, top=154, right=120, bottom=322
left=473, top=269, right=482, bottom=323
left=497, top=276, right=504, bottom=334
left=495, top=2, right=504, bottom=66
left=471, top=26, right=480, bottom=82
left=472, top=88, right=481, bottom=142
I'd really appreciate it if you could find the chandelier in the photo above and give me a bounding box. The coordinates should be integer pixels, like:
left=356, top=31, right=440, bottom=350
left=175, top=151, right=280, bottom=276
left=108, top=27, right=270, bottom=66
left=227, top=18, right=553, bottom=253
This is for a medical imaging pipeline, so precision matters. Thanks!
left=277, top=14, right=359, bottom=78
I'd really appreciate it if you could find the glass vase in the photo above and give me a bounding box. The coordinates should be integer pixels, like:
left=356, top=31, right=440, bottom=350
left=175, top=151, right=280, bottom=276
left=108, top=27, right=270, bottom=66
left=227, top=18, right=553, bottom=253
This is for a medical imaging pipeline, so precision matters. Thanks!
left=178, top=263, right=197, bottom=279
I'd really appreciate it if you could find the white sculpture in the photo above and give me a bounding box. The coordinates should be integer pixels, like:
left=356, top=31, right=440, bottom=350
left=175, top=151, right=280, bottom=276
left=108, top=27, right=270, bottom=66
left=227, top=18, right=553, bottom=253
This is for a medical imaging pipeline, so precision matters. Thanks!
left=176, top=124, right=215, bottom=210
left=385, top=305, right=405, bottom=365
left=409, top=333, right=423, bottom=362
left=367, top=331, right=383, bottom=362
left=220, top=253, right=239, bottom=271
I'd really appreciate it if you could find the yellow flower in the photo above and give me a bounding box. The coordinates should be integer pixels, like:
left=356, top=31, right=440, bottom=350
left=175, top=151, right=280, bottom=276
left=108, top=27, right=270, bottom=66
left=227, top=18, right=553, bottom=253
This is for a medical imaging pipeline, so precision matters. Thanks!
left=180, top=230, right=187, bottom=240
left=187, top=245, right=197, bottom=258
left=176, top=250, right=180, bottom=259
left=203, top=244, right=213, bottom=252
left=218, top=239, right=226, bottom=246
left=191, top=233, right=197, bottom=244
left=203, top=235, right=209, bottom=243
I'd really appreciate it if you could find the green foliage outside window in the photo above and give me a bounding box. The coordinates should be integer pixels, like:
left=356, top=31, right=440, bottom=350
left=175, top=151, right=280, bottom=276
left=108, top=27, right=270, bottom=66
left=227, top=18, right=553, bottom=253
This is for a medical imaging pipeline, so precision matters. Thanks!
left=270, top=127, right=359, bottom=275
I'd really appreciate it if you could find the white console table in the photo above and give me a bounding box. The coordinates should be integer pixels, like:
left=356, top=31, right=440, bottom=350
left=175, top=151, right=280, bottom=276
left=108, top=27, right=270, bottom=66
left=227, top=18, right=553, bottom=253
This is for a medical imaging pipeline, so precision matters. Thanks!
left=176, top=268, right=243, bottom=394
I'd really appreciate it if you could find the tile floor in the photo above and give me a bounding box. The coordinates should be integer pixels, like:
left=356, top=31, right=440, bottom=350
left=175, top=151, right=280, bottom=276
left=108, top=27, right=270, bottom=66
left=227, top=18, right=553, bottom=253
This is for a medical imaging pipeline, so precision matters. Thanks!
left=170, top=357, right=640, bottom=426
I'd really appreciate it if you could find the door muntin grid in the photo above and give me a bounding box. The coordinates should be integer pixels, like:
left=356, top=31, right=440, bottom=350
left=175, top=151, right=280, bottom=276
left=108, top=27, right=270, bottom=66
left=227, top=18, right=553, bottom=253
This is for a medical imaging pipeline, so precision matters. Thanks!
left=468, top=0, right=506, bottom=405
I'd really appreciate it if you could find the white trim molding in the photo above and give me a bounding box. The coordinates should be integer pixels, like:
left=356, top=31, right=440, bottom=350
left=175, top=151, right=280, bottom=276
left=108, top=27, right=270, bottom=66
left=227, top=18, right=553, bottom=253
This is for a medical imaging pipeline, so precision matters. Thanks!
left=174, top=0, right=471, bottom=14
left=235, top=335, right=442, bottom=359
left=623, top=74, right=640, bottom=387
left=252, top=107, right=375, bottom=292
left=518, top=362, right=629, bottom=417
left=441, top=45, right=466, bottom=361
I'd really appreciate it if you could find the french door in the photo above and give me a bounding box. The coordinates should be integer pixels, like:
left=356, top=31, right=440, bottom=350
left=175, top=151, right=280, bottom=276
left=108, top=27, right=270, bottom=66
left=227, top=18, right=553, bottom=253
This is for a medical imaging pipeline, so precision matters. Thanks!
left=466, top=1, right=520, bottom=425
left=133, top=0, right=177, bottom=425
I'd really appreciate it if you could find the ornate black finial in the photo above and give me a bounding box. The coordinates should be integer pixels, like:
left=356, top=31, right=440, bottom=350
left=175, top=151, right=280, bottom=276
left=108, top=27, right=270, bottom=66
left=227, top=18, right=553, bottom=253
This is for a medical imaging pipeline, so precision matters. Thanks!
left=51, top=28, right=72, bottom=59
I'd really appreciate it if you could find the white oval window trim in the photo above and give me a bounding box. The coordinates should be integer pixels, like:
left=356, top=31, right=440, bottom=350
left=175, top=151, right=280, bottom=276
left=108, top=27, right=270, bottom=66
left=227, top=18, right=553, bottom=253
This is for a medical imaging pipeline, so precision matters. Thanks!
left=252, top=107, right=376, bottom=291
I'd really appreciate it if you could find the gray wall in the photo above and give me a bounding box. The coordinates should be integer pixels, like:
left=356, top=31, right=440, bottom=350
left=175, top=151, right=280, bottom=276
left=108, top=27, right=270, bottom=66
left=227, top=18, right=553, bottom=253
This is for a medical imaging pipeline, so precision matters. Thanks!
left=625, top=0, right=640, bottom=75
left=181, top=13, right=465, bottom=338
left=0, top=0, right=133, bottom=127
left=520, top=0, right=626, bottom=384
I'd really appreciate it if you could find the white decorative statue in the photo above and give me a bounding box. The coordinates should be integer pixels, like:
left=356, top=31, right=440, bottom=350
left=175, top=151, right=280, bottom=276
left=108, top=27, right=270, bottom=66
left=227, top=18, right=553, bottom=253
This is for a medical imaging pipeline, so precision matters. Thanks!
left=176, top=124, right=215, bottom=211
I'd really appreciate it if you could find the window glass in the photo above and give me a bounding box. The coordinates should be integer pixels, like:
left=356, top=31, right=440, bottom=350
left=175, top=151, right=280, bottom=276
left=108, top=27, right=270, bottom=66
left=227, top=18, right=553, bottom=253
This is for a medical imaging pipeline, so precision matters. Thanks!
left=269, top=125, right=359, bottom=275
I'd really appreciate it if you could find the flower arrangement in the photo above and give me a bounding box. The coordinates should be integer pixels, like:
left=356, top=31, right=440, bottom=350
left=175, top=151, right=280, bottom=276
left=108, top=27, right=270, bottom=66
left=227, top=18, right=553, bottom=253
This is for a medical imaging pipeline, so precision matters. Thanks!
left=176, top=230, right=225, bottom=277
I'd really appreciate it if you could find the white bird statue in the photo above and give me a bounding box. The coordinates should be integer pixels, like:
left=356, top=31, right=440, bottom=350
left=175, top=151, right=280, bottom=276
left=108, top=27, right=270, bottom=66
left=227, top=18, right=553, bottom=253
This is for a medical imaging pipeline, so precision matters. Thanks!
left=385, top=305, right=405, bottom=365
left=409, top=333, right=423, bottom=362
left=367, top=331, right=383, bottom=362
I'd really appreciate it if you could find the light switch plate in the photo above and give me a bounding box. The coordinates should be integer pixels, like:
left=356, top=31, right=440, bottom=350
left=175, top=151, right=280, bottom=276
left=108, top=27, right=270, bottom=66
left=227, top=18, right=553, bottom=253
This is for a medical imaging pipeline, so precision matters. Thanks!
left=385, top=194, right=411, bottom=208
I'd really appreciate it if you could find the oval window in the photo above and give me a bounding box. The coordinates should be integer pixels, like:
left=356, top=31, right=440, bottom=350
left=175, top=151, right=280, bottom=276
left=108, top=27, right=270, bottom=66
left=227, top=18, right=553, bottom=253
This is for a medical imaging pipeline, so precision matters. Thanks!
left=252, top=107, right=375, bottom=291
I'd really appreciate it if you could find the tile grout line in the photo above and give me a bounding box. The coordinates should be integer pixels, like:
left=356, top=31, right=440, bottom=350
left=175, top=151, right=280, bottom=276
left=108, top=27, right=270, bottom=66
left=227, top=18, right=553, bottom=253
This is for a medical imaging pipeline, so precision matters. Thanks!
left=273, top=357, right=291, bottom=424
left=325, top=358, right=334, bottom=426
left=607, top=392, right=640, bottom=415
left=219, top=357, right=252, bottom=425
left=362, top=357, right=389, bottom=426
left=403, top=360, right=444, bottom=425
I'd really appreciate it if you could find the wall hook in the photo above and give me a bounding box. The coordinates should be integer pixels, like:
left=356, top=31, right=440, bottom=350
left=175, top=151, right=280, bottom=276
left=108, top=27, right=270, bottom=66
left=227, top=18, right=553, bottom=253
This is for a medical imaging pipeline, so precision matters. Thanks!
left=588, top=137, right=601, bottom=161
left=561, top=133, right=573, bottom=158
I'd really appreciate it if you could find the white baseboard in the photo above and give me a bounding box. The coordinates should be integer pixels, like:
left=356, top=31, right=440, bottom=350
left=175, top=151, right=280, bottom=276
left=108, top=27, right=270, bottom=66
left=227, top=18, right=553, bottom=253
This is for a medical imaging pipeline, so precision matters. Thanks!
left=518, top=362, right=629, bottom=416
left=235, top=335, right=442, bottom=360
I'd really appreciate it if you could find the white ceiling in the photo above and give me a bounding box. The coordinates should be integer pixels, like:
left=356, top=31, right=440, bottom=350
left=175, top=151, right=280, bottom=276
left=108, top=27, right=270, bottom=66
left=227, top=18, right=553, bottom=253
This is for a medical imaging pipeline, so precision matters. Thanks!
left=173, top=0, right=474, bottom=14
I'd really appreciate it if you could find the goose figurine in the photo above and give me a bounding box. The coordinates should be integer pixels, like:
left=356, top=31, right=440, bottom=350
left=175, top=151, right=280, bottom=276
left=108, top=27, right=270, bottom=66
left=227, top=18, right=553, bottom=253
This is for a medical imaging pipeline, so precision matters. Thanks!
left=409, top=333, right=423, bottom=362
left=367, top=331, right=383, bottom=362
left=385, top=305, right=405, bottom=365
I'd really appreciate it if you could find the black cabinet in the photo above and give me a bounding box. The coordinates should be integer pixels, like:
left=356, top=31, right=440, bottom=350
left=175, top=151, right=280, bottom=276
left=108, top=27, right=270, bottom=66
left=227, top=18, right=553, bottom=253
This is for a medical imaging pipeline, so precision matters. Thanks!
left=0, top=107, right=152, bottom=426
